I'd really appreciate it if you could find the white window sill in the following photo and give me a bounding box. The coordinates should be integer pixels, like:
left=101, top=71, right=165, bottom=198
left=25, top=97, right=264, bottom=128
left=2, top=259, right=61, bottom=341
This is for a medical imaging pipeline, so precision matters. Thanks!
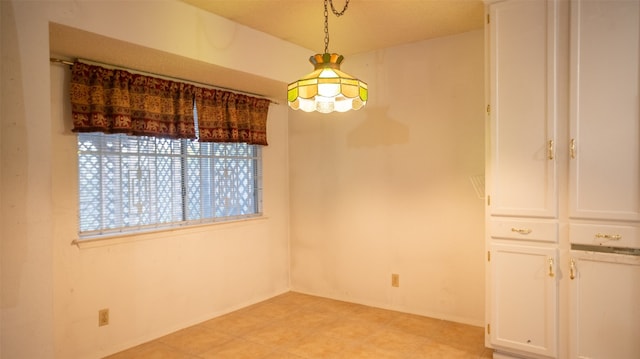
left=72, top=215, right=268, bottom=249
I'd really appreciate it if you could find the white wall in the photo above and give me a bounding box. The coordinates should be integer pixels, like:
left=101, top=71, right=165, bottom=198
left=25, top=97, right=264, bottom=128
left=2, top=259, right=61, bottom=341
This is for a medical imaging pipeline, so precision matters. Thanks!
left=1, top=1, right=308, bottom=358
left=50, top=68, right=292, bottom=358
left=289, top=30, right=486, bottom=326
left=2, top=0, right=486, bottom=357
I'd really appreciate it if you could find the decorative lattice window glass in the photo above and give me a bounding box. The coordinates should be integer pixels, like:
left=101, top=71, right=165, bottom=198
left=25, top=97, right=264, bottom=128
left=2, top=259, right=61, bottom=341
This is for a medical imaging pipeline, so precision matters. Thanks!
left=77, top=133, right=262, bottom=238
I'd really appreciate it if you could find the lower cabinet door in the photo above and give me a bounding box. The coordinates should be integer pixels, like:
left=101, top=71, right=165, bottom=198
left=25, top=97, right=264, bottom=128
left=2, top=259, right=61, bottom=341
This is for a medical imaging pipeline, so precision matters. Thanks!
left=490, top=242, right=558, bottom=358
left=569, top=250, right=640, bottom=359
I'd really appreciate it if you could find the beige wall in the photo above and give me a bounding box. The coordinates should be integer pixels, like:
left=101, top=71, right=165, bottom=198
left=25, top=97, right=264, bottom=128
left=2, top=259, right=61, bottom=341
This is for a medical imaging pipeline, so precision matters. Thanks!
left=1, top=1, right=306, bottom=358
left=2, top=0, right=485, bottom=357
left=50, top=67, right=292, bottom=358
left=289, top=30, right=486, bottom=326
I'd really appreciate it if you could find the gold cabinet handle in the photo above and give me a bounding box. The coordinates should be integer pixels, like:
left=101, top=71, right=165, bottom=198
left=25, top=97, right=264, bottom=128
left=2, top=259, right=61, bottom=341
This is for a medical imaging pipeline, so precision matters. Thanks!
left=570, top=258, right=576, bottom=280
left=548, top=258, right=555, bottom=277
left=570, top=138, right=576, bottom=159
left=595, top=233, right=622, bottom=240
left=511, top=227, right=532, bottom=235
left=548, top=140, right=554, bottom=160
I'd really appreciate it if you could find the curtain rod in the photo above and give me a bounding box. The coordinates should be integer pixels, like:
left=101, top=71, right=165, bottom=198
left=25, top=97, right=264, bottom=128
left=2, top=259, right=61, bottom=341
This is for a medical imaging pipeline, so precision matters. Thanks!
left=49, top=57, right=279, bottom=105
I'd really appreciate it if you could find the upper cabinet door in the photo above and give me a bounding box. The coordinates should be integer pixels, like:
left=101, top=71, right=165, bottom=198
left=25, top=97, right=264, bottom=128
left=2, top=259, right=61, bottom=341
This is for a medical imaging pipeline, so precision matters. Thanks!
left=569, top=0, right=640, bottom=221
left=488, top=0, right=559, bottom=218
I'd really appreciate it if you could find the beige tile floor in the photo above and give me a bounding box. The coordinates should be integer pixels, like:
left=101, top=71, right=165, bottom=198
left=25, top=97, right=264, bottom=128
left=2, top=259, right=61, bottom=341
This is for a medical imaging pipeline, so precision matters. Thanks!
left=107, top=292, right=493, bottom=359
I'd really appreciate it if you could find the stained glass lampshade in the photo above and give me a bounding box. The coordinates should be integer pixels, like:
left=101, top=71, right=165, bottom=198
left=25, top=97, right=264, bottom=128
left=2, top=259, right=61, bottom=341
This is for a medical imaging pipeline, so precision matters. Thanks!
left=287, top=53, right=368, bottom=114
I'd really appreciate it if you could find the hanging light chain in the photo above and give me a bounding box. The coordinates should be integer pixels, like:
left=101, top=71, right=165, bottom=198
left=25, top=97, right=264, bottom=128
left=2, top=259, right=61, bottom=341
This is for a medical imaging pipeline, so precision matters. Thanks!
left=323, top=0, right=351, bottom=54
left=330, top=0, right=350, bottom=16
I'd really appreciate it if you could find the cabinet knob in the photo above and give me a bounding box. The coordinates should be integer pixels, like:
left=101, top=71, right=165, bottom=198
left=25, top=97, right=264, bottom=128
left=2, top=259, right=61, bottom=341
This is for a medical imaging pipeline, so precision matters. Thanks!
left=511, top=227, right=532, bottom=235
left=548, top=258, right=555, bottom=277
left=595, top=233, right=622, bottom=241
left=570, top=138, right=576, bottom=159
left=548, top=140, right=554, bottom=160
left=570, top=259, right=576, bottom=280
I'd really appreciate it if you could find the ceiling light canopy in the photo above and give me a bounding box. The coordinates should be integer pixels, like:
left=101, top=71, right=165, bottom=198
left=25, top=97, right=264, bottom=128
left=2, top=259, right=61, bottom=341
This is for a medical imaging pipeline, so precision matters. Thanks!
left=287, top=0, right=368, bottom=114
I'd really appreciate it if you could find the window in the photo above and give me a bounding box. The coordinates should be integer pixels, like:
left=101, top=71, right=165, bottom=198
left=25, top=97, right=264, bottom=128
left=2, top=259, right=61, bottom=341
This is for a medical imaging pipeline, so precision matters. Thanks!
left=77, top=133, right=262, bottom=237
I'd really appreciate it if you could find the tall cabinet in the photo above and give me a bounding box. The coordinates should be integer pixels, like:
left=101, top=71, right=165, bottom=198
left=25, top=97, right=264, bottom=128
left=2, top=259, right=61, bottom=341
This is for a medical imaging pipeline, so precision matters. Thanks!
left=485, top=0, right=640, bottom=358
left=568, top=0, right=640, bottom=358
left=485, top=0, right=561, bottom=358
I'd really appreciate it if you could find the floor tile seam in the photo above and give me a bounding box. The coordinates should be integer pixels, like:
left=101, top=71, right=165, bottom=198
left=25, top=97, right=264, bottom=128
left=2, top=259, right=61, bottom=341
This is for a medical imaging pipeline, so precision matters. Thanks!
left=258, top=311, right=341, bottom=328
left=296, top=316, right=345, bottom=330
left=372, top=337, right=484, bottom=359
left=235, top=336, right=287, bottom=352
left=423, top=331, right=487, bottom=351
left=202, top=316, right=279, bottom=336
left=363, top=323, right=487, bottom=357
left=252, top=298, right=317, bottom=310
left=192, top=340, right=281, bottom=359
left=335, top=341, right=423, bottom=359
left=310, top=324, right=379, bottom=342
left=279, top=336, right=368, bottom=359
left=274, top=322, right=377, bottom=357
left=384, top=319, right=487, bottom=343
left=417, top=336, right=488, bottom=356
left=205, top=326, right=271, bottom=343
left=386, top=315, right=448, bottom=328
left=302, top=307, right=360, bottom=317
left=191, top=318, right=253, bottom=332
left=237, top=316, right=338, bottom=339
left=240, top=310, right=306, bottom=322
left=271, top=299, right=324, bottom=308
left=292, top=319, right=347, bottom=338
left=146, top=341, right=204, bottom=358
left=309, top=324, right=375, bottom=346
left=241, top=324, right=318, bottom=341
left=244, top=311, right=320, bottom=324
left=357, top=345, right=423, bottom=359
left=362, top=331, right=433, bottom=350
left=305, top=300, right=365, bottom=310
left=157, top=329, right=239, bottom=355
left=389, top=317, right=460, bottom=338
left=232, top=334, right=305, bottom=354
left=373, top=319, right=445, bottom=340
left=103, top=342, right=161, bottom=358
left=332, top=313, right=394, bottom=323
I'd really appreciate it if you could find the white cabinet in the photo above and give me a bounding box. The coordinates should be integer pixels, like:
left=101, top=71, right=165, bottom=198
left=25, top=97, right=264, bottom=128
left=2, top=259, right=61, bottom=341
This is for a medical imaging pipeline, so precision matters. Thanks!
left=490, top=243, right=558, bottom=358
left=569, top=250, right=640, bottom=359
left=485, top=1, right=561, bottom=358
left=569, top=0, right=640, bottom=221
left=487, top=0, right=559, bottom=219
left=486, top=0, right=640, bottom=358
left=567, top=1, right=640, bottom=356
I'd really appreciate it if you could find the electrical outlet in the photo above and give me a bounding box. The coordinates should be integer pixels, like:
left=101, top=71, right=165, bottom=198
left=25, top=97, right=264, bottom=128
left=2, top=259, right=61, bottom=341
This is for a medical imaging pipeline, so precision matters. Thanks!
left=98, top=309, right=109, bottom=327
left=391, top=273, right=400, bottom=287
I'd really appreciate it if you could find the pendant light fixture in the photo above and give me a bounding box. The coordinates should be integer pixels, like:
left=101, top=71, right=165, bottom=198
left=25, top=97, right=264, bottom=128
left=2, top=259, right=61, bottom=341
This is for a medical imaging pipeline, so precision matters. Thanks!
left=287, top=0, right=368, bottom=114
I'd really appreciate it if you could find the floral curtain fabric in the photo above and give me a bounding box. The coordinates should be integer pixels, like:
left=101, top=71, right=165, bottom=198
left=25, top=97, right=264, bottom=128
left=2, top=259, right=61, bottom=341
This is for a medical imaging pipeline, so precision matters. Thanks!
left=69, top=61, right=269, bottom=145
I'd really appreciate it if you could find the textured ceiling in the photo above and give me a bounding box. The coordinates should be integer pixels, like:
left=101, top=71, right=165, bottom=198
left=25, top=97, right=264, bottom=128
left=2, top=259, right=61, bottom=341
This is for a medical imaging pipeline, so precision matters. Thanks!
left=180, top=0, right=485, bottom=56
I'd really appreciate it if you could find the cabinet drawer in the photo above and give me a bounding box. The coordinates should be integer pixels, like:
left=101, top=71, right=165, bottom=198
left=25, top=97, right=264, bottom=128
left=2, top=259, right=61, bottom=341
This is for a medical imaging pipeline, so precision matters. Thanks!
left=570, top=223, right=640, bottom=249
left=490, top=220, right=559, bottom=243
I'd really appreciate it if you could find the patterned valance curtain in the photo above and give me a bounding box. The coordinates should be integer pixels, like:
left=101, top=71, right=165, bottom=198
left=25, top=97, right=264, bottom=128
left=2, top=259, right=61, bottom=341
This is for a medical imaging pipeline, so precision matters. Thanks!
left=195, top=88, right=269, bottom=145
left=70, top=62, right=196, bottom=139
left=69, top=61, right=270, bottom=145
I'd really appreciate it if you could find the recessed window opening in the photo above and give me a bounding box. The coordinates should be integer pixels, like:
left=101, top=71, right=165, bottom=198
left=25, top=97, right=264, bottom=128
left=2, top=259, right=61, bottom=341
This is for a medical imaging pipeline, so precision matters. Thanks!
left=66, top=59, right=271, bottom=239
left=77, top=107, right=263, bottom=238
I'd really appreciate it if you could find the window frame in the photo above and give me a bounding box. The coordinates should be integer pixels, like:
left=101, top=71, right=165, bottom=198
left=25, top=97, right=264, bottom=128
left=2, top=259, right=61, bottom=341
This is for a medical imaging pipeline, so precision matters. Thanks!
left=76, top=132, right=263, bottom=239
